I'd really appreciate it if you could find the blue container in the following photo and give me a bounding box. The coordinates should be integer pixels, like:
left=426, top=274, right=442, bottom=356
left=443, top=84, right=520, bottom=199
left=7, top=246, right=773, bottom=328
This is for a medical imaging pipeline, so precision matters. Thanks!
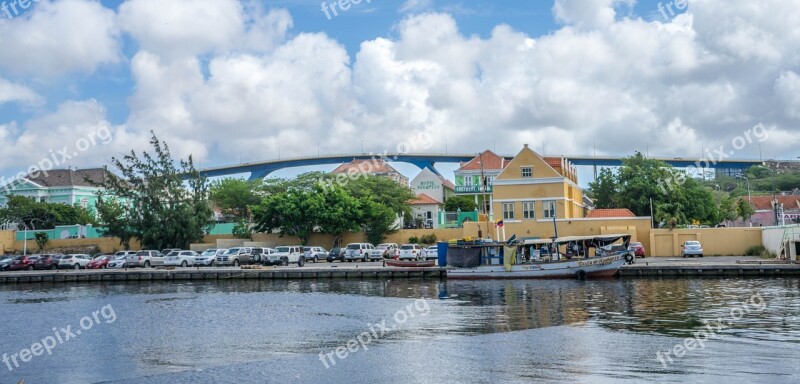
left=437, top=241, right=448, bottom=267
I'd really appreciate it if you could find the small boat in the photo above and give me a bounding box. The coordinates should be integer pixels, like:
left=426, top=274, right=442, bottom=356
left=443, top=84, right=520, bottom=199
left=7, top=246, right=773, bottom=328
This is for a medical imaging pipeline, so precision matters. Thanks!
left=446, top=234, right=634, bottom=280
left=386, top=260, right=436, bottom=268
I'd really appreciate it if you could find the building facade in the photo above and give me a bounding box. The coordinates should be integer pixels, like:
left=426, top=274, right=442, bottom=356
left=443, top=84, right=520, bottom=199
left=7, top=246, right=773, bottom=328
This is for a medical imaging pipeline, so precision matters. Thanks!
left=331, top=159, right=409, bottom=186
left=454, top=150, right=510, bottom=216
left=0, top=168, right=110, bottom=212
left=410, top=167, right=455, bottom=204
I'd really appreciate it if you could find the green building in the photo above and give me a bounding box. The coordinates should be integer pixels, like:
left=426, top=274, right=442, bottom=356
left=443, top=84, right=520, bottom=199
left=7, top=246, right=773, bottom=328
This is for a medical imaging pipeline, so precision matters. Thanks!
left=0, top=168, right=110, bottom=212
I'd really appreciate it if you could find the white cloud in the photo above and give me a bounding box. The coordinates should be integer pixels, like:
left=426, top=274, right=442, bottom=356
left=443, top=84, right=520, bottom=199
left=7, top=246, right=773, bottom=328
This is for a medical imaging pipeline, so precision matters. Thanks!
left=0, top=78, right=42, bottom=106
left=0, top=0, right=120, bottom=77
left=553, top=0, right=635, bottom=29
left=399, top=0, right=434, bottom=13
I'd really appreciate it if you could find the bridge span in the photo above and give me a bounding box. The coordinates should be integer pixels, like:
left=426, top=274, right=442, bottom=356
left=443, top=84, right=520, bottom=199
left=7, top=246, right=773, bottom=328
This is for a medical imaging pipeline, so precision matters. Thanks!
left=194, top=153, right=768, bottom=180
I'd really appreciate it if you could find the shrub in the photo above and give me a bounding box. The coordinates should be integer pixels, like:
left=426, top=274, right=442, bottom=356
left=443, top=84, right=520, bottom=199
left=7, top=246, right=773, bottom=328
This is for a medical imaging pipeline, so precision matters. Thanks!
left=744, top=245, right=766, bottom=256
left=408, top=236, right=419, bottom=244
left=420, top=234, right=437, bottom=245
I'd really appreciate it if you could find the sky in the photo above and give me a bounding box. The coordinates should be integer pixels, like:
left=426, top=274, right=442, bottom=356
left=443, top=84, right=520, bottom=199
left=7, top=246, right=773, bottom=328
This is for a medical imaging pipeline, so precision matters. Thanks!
left=0, top=0, right=798, bottom=185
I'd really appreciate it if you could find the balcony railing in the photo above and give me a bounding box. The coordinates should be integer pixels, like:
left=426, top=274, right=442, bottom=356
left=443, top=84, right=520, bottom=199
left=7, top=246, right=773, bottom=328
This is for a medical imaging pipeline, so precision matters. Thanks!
left=455, top=185, right=492, bottom=193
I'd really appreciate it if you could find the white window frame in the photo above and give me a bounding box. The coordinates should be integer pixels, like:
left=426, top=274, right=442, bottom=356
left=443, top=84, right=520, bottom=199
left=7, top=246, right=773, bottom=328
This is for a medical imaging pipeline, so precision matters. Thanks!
left=543, top=201, right=556, bottom=219
left=521, top=167, right=533, bottom=178
left=502, top=202, right=515, bottom=220
left=522, top=202, right=536, bottom=219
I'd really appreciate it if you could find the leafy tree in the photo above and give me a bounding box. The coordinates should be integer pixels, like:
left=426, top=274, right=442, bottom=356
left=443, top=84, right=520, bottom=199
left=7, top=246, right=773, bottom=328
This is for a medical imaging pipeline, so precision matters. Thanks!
left=95, top=197, right=135, bottom=249
left=251, top=189, right=322, bottom=245
left=0, top=195, right=97, bottom=230
left=717, top=196, right=738, bottom=223
left=345, top=176, right=415, bottom=243
left=93, top=131, right=213, bottom=250
left=361, top=200, right=399, bottom=245
left=232, top=219, right=253, bottom=239
left=210, top=178, right=262, bottom=220
left=315, top=186, right=362, bottom=248
left=735, top=198, right=756, bottom=222
left=34, top=232, right=48, bottom=250
left=587, top=167, right=617, bottom=209
left=444, top=195, right=477, bottom=212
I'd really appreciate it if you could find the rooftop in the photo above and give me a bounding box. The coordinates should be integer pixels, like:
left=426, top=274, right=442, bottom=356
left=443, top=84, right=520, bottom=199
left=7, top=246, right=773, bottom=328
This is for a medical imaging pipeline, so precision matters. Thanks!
left=410, top=193, right=442, bottom=205
left=457, top=150, right=510, bottom=172
left=24, top=168, right=108, bottom=188
left=586, top=208, right=636, bottom=218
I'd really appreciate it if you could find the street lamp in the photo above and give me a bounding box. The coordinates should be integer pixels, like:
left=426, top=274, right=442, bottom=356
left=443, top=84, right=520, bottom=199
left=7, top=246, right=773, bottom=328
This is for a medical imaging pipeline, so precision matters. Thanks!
left=737, top=175, right=751, bottom=204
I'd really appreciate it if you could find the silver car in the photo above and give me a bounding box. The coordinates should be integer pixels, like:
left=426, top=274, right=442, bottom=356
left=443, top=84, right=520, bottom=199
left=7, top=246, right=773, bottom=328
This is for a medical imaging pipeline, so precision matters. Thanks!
left=164, top=251, right=198, bottom=267
left=303, top=246, right=327, bottom=263
left=107, top=255, right=127, bottom=269
left=681, top=241, right=704, bottom=258
left=195, top=249, right=225, bottom=266
left=215, top=247, right=252, bottom=267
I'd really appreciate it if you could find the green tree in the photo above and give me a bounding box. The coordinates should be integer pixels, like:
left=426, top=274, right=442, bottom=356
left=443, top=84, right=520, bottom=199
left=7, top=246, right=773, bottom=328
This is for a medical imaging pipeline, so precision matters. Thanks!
left=210, top=178, right=262, bottom=220
left=345, top=176, right=415, bottom=243
left=0, top=195, right=97, bottom=230
left=93, top=131, right=213, bottom=250
left=34, top=232, right=48, bottom=250
left=251, top=189, right=323, bottom=245
left=95, top=197, right=135, bottom=249
left=315, top=186, right=362, bottom=248
left=443, top=195, right=477, bottom=212
left=361, top=200, right=399, bottom=245
left=735, top=198, right=756, bottom=222
left=587, top=167, right=617, bottom=209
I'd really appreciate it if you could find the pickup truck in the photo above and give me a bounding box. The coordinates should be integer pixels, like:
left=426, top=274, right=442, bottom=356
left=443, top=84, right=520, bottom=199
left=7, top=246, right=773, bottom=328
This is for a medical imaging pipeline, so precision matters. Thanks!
left=124, top=250, right=164, bottom=268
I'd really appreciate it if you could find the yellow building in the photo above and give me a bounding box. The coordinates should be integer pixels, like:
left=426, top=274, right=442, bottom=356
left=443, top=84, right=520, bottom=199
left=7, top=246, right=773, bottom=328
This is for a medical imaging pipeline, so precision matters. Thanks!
left=491, top=144, right=584, bottom=224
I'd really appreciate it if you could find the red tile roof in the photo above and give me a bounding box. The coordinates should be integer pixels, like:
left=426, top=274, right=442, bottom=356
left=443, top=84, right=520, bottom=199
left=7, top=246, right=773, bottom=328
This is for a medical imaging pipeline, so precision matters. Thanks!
left=438, top=176, right=455, bottom=190
left=586, top=208, right=636, bottom=218
left=543, top=157, right=563, bottom=168
left=332, top=159, right=399, bottom=175
left=410, top=193, right=442, bottom=205
left=741, top=196, right=800, bottom=211
left=457, top=150, right=510, bottom=171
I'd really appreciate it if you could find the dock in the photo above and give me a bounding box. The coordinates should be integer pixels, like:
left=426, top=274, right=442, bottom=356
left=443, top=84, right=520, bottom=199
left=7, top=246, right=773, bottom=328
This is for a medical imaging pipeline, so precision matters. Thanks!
left=1, top=257, right=798, bottom=284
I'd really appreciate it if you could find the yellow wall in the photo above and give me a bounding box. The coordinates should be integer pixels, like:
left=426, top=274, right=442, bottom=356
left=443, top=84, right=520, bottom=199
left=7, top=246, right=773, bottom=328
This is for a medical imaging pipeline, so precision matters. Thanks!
left=649, top=228, right=763, bottom=257
left=0, top=231, right=15, bottom=254
left=10, top=237, right=142, bottom=254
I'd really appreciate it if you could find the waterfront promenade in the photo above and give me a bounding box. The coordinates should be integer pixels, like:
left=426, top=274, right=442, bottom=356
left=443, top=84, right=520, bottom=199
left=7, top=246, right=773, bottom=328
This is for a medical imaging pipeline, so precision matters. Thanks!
left=0, top=257, right=798, bottom=283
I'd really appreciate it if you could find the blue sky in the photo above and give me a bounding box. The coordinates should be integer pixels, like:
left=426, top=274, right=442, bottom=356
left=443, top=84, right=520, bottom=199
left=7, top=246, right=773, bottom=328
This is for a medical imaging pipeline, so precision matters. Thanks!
left=0, top=0, right=794, bottom=185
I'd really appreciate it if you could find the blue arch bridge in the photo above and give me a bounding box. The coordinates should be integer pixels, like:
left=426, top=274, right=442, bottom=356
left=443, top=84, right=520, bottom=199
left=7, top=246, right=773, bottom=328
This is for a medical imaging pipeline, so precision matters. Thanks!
left=190, top=153, right=766, bottom=181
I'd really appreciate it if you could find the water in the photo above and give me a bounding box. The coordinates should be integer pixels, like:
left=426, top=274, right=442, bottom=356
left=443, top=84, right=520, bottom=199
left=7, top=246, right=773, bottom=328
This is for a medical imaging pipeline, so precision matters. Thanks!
left=0, top=278, right=799, bottom=383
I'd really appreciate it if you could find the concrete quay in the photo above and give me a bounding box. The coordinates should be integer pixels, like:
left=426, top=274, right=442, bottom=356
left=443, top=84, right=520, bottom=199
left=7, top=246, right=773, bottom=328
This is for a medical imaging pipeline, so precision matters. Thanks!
left=1, top=257, right=798, bottom=284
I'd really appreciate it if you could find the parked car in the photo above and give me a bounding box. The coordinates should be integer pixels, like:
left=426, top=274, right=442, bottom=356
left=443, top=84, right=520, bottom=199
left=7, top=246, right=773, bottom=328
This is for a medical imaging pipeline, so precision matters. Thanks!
left=195, top=249, right=225, bottom=267
left=164, top=250, right=198, bottom=267
left=270, top=246, right=305, bottom=266
left=251, top=247, right=276, bottom=265
left=327, top=247, right=345, bottom=262
left=10, top=255, right=39, bottom=271
left=86, top=255, right=111, bottom=269
left=161, top=248, right=181, bottom=256
left=32, top=254, right=61, bottom=270
left=107, top=255, right=126, bottom=268
left=681, top=241, right=704, bottom=258
left=125, top=250, right=165, bottom=268
left=216, top=247, right=253, bottom=267
left=422, top=246, right=438, bottom=260
left=303, top=246, right=328, bottom=263
left=370, top=243, right=398, bottom=260
left=10, top=255, right=40, bottom=271
left=628, top=242, right=646, bottom=258
left=398, top=244, right=423, bottom=260
left=345, top=243, right=374, bottom=262
left=58, top=254, right=91, bottom=270
left=0, top=255, right=13, bottom=271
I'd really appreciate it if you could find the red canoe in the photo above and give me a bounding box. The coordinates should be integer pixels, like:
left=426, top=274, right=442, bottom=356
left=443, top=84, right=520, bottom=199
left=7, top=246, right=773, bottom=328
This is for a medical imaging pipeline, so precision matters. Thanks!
left=386, top=260, right=436, bottom=268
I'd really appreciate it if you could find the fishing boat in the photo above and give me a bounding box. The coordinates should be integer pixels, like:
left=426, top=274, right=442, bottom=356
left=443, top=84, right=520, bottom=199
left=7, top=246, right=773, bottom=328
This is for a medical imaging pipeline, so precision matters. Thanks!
left=445, top=234, right=634, bottom=280
left=386, top=260, right=436, bottom=268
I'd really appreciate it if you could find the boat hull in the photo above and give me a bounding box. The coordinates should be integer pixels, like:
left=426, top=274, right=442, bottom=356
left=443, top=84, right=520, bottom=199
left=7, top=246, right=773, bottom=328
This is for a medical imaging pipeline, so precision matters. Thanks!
left=446, top=254, right=625, bottom=280
left=386, top=260, right=436, bottom=268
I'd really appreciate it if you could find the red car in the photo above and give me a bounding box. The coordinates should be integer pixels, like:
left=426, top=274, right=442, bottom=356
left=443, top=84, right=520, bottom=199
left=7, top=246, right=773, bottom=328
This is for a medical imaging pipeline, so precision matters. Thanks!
left=10, top=255, right=40, bottom=271
left=628, top=242, right=645, bottom=258
left=33, top=254, right=62, bottom=270
left=86, top=255, right=111, bottom=269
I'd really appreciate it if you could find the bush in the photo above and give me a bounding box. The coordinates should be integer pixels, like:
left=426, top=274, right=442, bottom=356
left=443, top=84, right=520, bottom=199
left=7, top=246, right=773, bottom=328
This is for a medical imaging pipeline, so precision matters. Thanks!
left=745, top=245, right=775, bottom=259
left=420, top=234, right=437, bottom=245
left=408, top=236, right=419, bottom=244
left=744, top=245, right=766, bottom=256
